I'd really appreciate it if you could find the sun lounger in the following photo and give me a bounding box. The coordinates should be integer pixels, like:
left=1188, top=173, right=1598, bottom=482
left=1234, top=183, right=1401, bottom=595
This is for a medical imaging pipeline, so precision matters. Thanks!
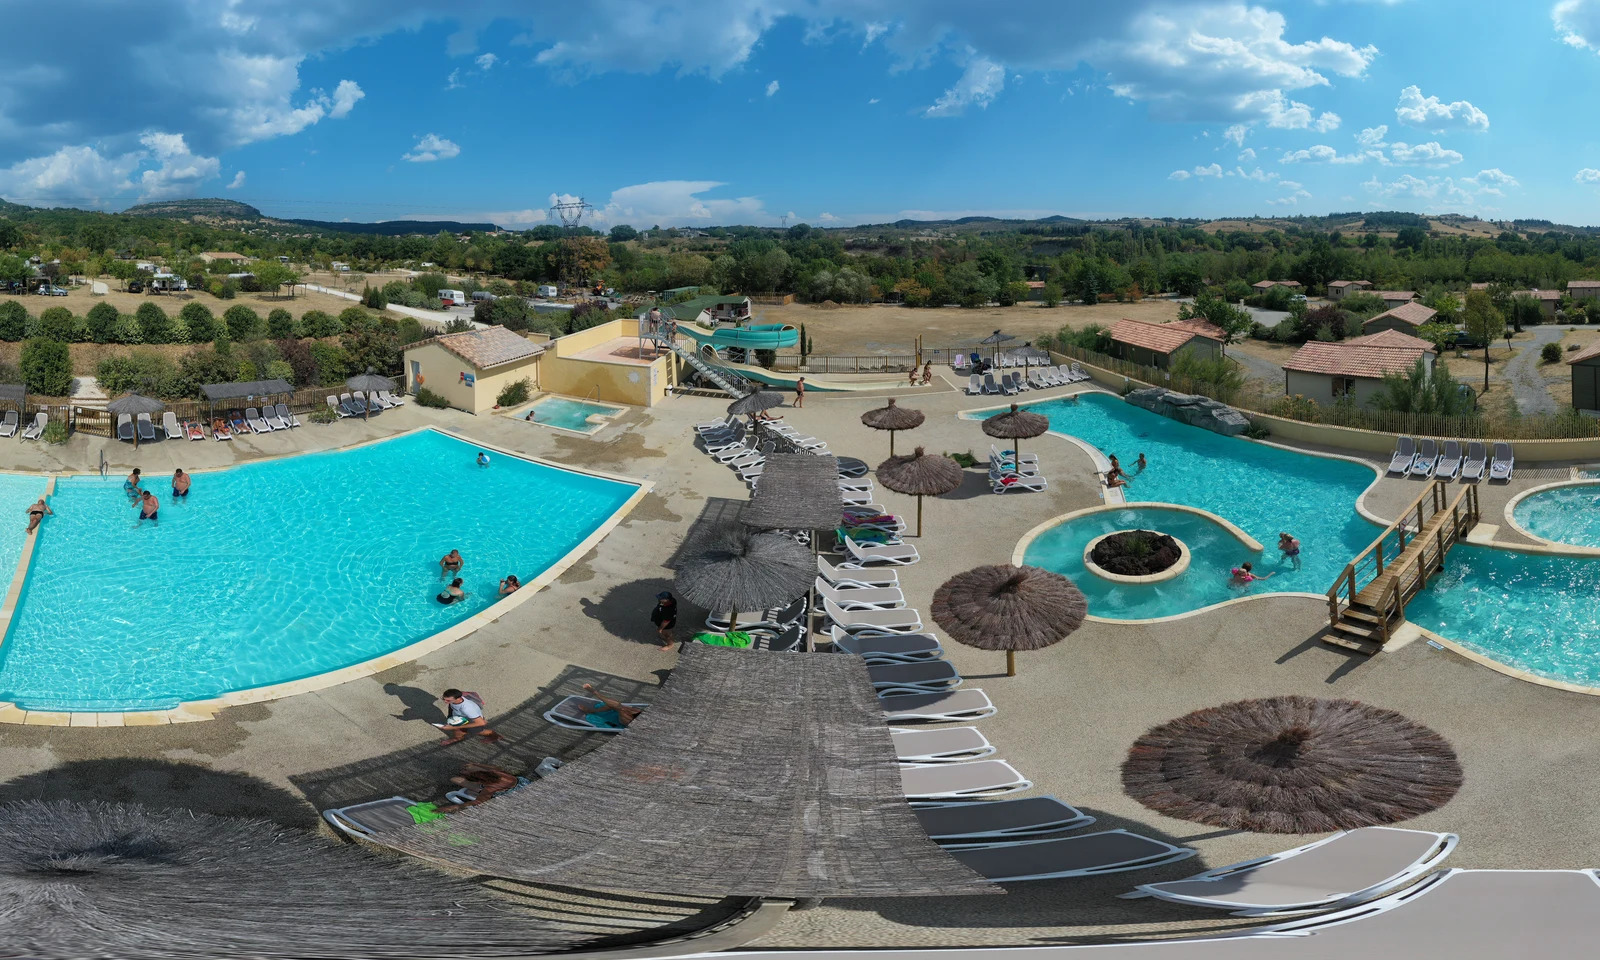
left=116, top=413, right=134, bottom=442
left=949, top=830, right=1196, bottom=881
left=327, top=395, right=346, bottom=418
left=1123, top=826, right=1457, bottom=917
left=275, top=403, right=301, bottom=428
left=0, top=410, right=16, bottom=438
left=230, top=414, right=251, bottom=435
left=136, top=413, right=156, bottom=442
left=901, top=759, right=1030, bottom=800
left=1460, top=440, right=1487, bottom=481
left=991, top=471, right=1047, bottom=494
left=1001, top=373, right=1018, bottom=396
left=892, top=726, right=995, bottom=763
left=1387, top=436, right=1417, bottom=475
left=1434, top=439, right=1462, bottom=480
left=1409, top=438, right=1438, bottom=478
left=543, top=694, right=648, bottom=733
left=19, top=412, right=43, bottom=441
left=246, top=407, right=272, bottom=432
left=322, top=796, right=428, bottom=841
left=1490, top=442, right=1515, bottom=481
left=880, top=688, right=997, bottom=723
left=265, top=406, right=290, bottom=430
left=867, top=659, right=961, bottom=693
left=831, top=629, right=942, bottom=661
left=914, top=796, right=1095, bottom=842
left=843, top=536, right=920, bottom=565
left=966, top=374, right=983, bottom=395
left=363, top=391, right=382, bottom=415
left=184, top=419, right=205, bottom=440
left=338, top=393, right=359, bottom=416
left=824, top=598, right=923, bottom=633
left=982, top=373, right=1000, bottom=395
left=379, top=389, right=404, bottom=407
left=350, top=393, right=370, bottom=415
left=161, top=411, right=182, bottom=440
left=818, top=555, right=900, bottom=588
left=815, top=579, right=906, bottom=610
left=953, top=354, right=968, bottom=371
left=697, top=414, right=736, bottom=434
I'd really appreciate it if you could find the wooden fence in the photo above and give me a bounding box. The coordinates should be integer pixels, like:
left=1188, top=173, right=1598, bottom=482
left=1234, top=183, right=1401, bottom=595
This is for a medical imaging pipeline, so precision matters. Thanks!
left=56, top=377, right=408, bottom=440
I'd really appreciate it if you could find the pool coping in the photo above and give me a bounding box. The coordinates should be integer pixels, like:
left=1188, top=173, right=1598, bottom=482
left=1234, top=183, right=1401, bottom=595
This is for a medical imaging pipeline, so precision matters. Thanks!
left=1501, top=479, right=1600, bottom=555
left=0, top=426, right=651, bottom=726
left=1412, top=623, right=1600, bottom=698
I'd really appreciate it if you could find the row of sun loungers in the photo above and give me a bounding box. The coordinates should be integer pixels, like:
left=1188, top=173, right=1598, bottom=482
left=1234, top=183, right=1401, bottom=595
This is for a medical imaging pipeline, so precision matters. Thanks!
left=953, top=351, right=1051, bottom=370
left=964, top=365, right=1090, bottom=397
left=1387, top=436, right=1514, bottom=481
left=114, top=406, right=306, bottom=443
left=0, top=411, right=46, bottom=440
left=327, top=390, right=405, bottom=418
left=989, top=444, right=1047, bottom=494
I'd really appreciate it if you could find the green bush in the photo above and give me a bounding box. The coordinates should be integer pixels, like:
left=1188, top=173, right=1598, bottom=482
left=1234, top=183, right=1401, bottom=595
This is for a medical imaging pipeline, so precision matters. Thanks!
left=1243, top=423, right=1271, bottom=440
left=338, top=306, right=372, bottom=331
left=179, top=302, right=219, bottom=342
left=38, top=306, right=76, bottom=342
left=96, top=351, right=177, bottom=395
left=300, top=309, right=341, bottom=338
left=496, top=377, right=532, bottom=407
left=310, top=405, right=339, bottom=424
left=266, top=308, right=297, bottom=339
left=946, top=450, right=980, bottom=468
left=222, top=304, right=262, bottom=341
left=135, top=302, right=170, bottom=343
left=113, top=314, right=144, bottom=344
left=361, top=285, right=387, bottom=310
left=1542, top=342, right=1564, bottom=364
left=86, top=301, right=120, bottom=343
left=42, top=419, right=67, bottom=444
left=0, top=300, right=26, bottom=341
left=414, top=386, right=451, bottom=408
left=309, top=341, right=350, bottom=383
left=21, top=339, right=72, bottom=395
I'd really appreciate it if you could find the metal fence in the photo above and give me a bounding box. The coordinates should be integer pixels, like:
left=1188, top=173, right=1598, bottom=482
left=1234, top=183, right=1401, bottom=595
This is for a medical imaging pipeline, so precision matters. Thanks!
left=771, top=346, right=994, bottom=373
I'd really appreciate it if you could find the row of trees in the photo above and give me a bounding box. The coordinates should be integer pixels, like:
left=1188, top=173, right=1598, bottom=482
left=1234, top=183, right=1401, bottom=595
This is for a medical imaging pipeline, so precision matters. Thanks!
left=0, top=300, right=376, bottom=345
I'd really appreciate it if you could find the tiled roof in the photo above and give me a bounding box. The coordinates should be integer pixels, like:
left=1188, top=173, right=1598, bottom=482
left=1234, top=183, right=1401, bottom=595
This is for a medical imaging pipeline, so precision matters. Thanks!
left=1373, top=290, right=1417, bottom=301
left=1328, top=280, right=1371, bottom=288
left=1469, top=282, right=1491, bottom=290
left=1346, top=329, right=1436, bottom=351
left=1365, top=301, right=1437, bottom=328
left=1110, top=318, right=1211, bottom=354
left=1283, top=341, right=1428, bottom=379
left=1567, top=340, right=1600, bottom=365
left=1167, top=318, right=1229, bottom=339
left=429, top=325, right=544, bottom=369
left=1252, top=279, right=1302, bottom=289
left=1513, top=289, right=1562, bottom=300
left=1568, top=280, right=1600, bottom=289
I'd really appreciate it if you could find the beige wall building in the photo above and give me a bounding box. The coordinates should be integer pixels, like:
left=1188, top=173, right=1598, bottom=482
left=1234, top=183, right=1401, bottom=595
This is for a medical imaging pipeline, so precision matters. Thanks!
left=404, top=326, right=545, bottom=415
left=1326, top=279, right=1372, bottom=300
left=1362, top=301, right=1438, bottom=335
left=1108, top=318, right=1224, bottom=369
left=1568, top=280, right=1600, bottom=301
left=1282, top=330, right=1435, bottom=408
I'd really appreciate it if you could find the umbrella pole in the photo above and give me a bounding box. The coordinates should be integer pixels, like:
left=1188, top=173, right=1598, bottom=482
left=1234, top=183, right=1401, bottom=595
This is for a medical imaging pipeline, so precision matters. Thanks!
left=806, top=534, right=818, bottom=653
left=916, top=496, right=923, bottom=538
left=1007, top=649, right=1016, bottom=677
left=889, top=431, right=895, bottom=458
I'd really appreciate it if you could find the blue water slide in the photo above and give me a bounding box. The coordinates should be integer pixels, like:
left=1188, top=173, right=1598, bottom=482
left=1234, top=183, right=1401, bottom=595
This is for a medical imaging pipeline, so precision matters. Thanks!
left=675, top=322, right=798, bottom=350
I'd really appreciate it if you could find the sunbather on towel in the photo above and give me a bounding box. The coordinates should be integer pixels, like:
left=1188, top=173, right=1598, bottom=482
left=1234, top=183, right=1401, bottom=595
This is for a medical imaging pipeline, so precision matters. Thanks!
left=581, top=683, right=642, bottom=727
left=435, top=764, right=521, bottom=812
left=172, top=469, right=191, bottom=498
left=25, top=498, right=51, bottom=534
left=212, top=418, right=231, bottom=437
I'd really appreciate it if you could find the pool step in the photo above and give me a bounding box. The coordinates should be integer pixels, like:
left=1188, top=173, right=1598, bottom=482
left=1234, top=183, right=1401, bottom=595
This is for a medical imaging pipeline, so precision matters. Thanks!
left=1325, top=604, right=1392, bottom=655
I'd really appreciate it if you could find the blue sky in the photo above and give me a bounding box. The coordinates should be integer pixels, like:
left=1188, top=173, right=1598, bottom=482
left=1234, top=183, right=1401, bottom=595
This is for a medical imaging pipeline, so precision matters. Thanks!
left=5, top=1, right=1600, bottom=228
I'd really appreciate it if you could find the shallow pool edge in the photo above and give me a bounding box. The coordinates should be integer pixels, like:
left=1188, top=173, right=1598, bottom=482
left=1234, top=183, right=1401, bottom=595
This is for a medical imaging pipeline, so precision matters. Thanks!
left=1502, top=479, right=1600, bottom=554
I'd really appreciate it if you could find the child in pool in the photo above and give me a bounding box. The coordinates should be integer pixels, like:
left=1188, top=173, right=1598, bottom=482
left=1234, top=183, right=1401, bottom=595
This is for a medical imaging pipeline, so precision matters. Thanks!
left=1230, top=562, right=1275, bottom=586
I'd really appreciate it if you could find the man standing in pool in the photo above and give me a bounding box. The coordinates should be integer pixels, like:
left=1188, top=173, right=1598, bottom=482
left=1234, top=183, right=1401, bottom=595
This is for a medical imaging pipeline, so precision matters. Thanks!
left=171, top=469, right=191, bottom=499
left=137, top=489, right=159, bottom=524
left=439, top=549, right=464, bottom=579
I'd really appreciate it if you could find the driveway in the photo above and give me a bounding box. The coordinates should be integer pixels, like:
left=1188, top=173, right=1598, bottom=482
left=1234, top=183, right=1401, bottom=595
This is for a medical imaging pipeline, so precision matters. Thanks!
left=1500, top=324, right=1582, bottom=415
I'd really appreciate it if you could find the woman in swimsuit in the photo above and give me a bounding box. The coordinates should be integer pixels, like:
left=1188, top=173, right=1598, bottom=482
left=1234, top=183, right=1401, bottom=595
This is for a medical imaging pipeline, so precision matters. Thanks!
left=499, top=574, right=521, bottom=595
left=1278, top=533, right=1301, bottom=570
left=437, top=578, right=466, bottom=604
left=1230, top=562, right=1275, bottom=586
left=581, top=683, right=642, bottom=727
left=124, top=468, right=143, bottom=503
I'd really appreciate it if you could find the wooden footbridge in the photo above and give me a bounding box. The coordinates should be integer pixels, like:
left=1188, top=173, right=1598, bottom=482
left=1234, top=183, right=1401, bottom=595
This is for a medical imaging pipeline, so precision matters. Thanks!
left=1324, top=480, right=1481, bottom=654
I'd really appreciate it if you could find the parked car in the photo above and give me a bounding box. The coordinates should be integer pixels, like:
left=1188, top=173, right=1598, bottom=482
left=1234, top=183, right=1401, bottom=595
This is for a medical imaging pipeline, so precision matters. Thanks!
left=126, top=280, right=143, bottom=293
left=40, top=285, right=68, bottom=296
left=1447, top=331, right=1484, bottom=350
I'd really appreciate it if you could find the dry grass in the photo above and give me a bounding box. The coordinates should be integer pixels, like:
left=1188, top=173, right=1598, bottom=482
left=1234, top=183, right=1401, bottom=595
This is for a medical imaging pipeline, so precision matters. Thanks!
left=32, top=284, right=361, bottom=322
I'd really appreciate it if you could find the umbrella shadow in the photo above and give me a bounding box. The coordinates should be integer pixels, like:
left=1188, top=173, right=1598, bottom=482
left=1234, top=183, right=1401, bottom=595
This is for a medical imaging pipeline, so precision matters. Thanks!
left=940, top=470, right=994, bottom=502
left=0, top=758, right=320, bottom=829
left=578, top=577, right=679, bottom=646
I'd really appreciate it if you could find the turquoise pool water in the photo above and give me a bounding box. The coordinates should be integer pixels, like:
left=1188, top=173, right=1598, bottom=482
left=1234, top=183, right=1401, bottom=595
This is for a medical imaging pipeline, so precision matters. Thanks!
left=1011, top=395, right=1382, bottom=618
left=0, top=473, right=51, bottom=583
left=526, top=397, right=625, bottom=433
left=0, top=430, right=637, bottom=711
left=1512, top=484, right=1600, bottom=547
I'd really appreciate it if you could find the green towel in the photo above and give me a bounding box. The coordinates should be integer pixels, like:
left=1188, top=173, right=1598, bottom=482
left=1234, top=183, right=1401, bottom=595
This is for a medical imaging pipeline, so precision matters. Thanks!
left=406, top=802, right=447, bottom=824
left=839, top=526, right=894, bottom=544
left=695, top=631, right=753, bottom=648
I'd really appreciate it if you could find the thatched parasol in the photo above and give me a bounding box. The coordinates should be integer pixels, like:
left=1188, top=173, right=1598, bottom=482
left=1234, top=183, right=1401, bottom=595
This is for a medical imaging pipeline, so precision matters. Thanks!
left=675, top=525, right=814, bottom=630
left=876, top=446, right=963, bottom=537
left=347, top=368, right=394, bottom=420
left=982, top=403, right=1050, bottom=464
left=979, top=329, right=1016, bottom=363
left=727, top=388, right=785, bottom=418
left=1122, top=696, right=1465, bottom=834
left=106, top=393, right=165, bottom=447
left=0, top=799, right=581, bottom=959
left=932, top=564, right=1086, bottom=677
left=861, top=398, right=925, bottom=457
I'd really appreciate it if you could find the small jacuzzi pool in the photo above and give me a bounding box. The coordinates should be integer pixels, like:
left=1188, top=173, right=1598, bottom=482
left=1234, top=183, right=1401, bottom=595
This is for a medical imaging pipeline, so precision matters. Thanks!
left=514, top=396, right=626, bottom=434
left=1511, top=482, right=1600, bottom=548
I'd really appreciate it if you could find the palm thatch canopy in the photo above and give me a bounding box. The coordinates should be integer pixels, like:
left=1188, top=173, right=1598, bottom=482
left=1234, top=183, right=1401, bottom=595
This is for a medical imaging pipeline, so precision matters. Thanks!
left=104, top=393, right=165, bottom=416
left=727, top=388, right=785, bottom=416
left=982, top=403, right=1050, bottom=441
left=1123, top=696, right=1464, bottom=834
left=932, top=564, right=1086, bottom=676
left=861, top=398, right=926, bottom=456
left=0, top=800, right=582, bottom=960
left=675, top=525, right=814, bottom=619
left=741, top=454, right=843, bottom=531
left=368, top=646, right=996, bottom=899
left=347, top=368, right=396, bottom=393
left=979, top=330, right=1016, bottom=346
left=876, top=447, right=963, bottom=497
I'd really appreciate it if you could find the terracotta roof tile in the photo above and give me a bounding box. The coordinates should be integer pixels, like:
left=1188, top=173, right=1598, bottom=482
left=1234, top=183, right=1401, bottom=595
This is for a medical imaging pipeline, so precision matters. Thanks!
left=1567, top=340, right=1600, bottom=365
left=1328, top=280, right=1371, bottom=289
left=1283, top=341, right=1428, bottom=379
left=1110, top=318, right=1207, bottom=354
left=1513, top=289, right=1562, bottom=300
left=429, top=326, right=544, bottom=369
left=1252, top=279, right=1302, bottom=289
left=1568, top=280, right=1600, bottom=289
left=1364, top=301, right=1437, bottom=328
left=1372, top=290, right=1417, bottom=301
left=1167, top=318, right=1229, bottom=339
left=1346, top=329, right=1436, bottom=351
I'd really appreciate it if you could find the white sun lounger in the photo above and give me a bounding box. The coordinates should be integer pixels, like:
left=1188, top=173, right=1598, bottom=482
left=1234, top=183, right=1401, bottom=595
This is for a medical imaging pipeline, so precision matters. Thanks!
left=322, top=796, right=426, bottom=841
left=1124, top=826, right=1458, bottom=917
left=1387, top=436, right=1417, bottom=475
left=880, top=688, right=996, bottom=723
left=20, top=412, right=45, bottom=441
left=1490, top=442, right=1515, bottom=481
left=991, top=471, right=1047, bottom=494
left=276, top=403, right=301, bottom=428
left=867, top=659, right=961, bottom=693
left=246, top=407, right=272, bottom=433
left=1460, top=440, right=1487, bottom=481
left=0, top=410, right=16, bottom=438
left=817, top=555, right=899, bottom=588
left=543, top=694, right=648, bottom=733
left=814, top=579, right=905, bottom=610
left=891, top=726, right=995, bottom=763
left=914, top=796, right=1095, bottom=842
left=831, top=629, right=941, bottom=660
left=824, top=598, right=922, bottom=633
left=1409, top=438, right=1438, bottom=478
left=900, top=759, right=1031, bottom=800
left=136, top=412, right=157, bottom=442
left=843, top=536, right=920, bottom=565
left=379, top=389, right=404, bottom=407
left=162, top=411, right=183, bottom=440
left=950, top=830, right=1196, bottom=881
left=264, top=406, right=290, bottom=430
left=1434, top=439, right=1462, bottom=480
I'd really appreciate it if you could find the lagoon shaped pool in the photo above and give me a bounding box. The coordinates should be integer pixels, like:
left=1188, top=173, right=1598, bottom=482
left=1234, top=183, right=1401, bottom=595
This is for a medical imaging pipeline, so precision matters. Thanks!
left=0, top=430, right=638, bottom=712
left=1512, top=483, right=1600, bottom=548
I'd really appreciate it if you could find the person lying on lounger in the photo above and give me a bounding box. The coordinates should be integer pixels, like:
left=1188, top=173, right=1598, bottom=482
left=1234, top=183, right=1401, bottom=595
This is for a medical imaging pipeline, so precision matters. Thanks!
left=434, top=763, right=521, bottom=813
left=581, top=683, right=642, bottom=728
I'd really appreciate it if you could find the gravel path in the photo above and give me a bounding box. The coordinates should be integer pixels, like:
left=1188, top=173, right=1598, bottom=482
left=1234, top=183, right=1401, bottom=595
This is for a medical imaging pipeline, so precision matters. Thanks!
left=1228, top=347, right=1285, bottom=388
left=1501, top=325, right=1579, bottom=415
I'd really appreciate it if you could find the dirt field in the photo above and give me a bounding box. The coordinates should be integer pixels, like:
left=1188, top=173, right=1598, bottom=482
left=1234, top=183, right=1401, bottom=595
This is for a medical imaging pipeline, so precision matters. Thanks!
left=754, top=299, right=1183, bottom=356
left=0, top=342, right=195, bottom=377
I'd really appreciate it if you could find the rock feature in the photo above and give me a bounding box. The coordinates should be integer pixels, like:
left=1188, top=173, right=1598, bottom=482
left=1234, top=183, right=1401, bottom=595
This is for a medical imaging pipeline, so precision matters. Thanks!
left=1089, top=530, right=1183, bottom=577
left=1125, top=387, right=1250, bottom=437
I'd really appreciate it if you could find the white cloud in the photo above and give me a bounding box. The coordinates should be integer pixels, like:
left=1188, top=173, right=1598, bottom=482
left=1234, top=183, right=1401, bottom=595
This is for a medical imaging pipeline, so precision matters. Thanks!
left=1363, top=173, right=1440, bottom=199
left=1461, top=168, right=1519, bottom=192
left=1387, top=141, right=1463, bottom=166
left=1224, top=124, right=1250, bottom=146
left=817, top=212, right=839, bottom=222
left=1554, top=0, right=1600, bottom=52
left=868, top=97, right=880, bottom=104
left=0, top=131, right=219, bottom=203
left=403, top=134, right=461, bottom=163
left=1168, top=169, right=1191, bottom=180
left=226, top=170, right=246, bottom=190
left=1279, top=144, right=1365, bottom=164
left=924, top=57, right=1004, bottom=117
left=578, top=180, right=768, bottom=228
left=765, top=79, right=780, bottom=97
left=1234, top=166, right=1278, bottom=182
left=1238, top=147, right=1256, bottom=161
left=1312, top=111, right=1341, bottom=132
left=446, top=69, right=465, bottom=90
left=1355, top=124, right=1388, bottom=148
left=1577, top=167, right=1600, bottom=184
left=1267, top=188, right=1312, bottom=206
left=1195, top=162, right=1223, bottom=177
left=329, top=80, right=364, bottom=118
left=1363, top=168, right=1517, bottom=210
left=1395, top=84, right=1489, bottom=132
left=475, top=52, right=498, bottom=69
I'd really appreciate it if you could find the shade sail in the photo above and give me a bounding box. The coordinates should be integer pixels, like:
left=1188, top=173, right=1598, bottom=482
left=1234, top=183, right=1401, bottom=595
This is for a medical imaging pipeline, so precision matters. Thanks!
left=741, top=454, right=844, bottom=531
left=367, top=646, right=996, bottom=899
left=200, top=379, right=293, bottom=401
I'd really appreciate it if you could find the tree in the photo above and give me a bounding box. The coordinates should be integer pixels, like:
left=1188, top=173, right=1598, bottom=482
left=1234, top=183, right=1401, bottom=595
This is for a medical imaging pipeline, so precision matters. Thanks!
left=361, top=284, right=387, bottom=310
left=1462, top=290, right=1505, bottom=390
left=1420, top=290, right=1461, bottom=324
left=0, top=255, right=30, bottom=288
left=0, top=300, right=26, bottom=341
left=38, top=306, right=76, bottom=342
left=341, top=314, right=406, bottom=374
left=134, top=302, right=170, bottom=343
left=86, top=301, right=120, bottom=343
left=1373, top=356, right=1472, bottom=416
left=562, top=236, right=612, bottom=285
left=267, top=308, right=297, bottom=339
left=1179, top=290, right=1253, bottom=353
left=608, top=224, right=639, bottom=242
left=300, top=309, right=342, bottom=338
left=222, top=304, right=263, bottom=341
left=105, top=259, right=138, bottom=289
left=253, top=261, right=298, bottom=298
left=1171, top=351, right=1247, bottom=403
left=179, top=302, right=219, bottom=342
left=20, top=339, right=72, bottom=395
left=1414, top=321, right=1458, bottom=353
left=1395, top=226, right=1428, bottom=250
left=1508, top=294, right=1543, bottom=333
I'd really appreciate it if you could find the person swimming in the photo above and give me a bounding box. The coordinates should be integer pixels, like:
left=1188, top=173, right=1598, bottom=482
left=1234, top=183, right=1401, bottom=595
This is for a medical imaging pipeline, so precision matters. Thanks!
left=124, top=468, right=143, bottom=503
left=1230, top=561, right=1275, bottom=586
left=499, top=574, right=521, bottom=595
left=477, top=451, right=491, bottom=467
left=1136, top=453, right=1148, bottom=471
left=437, top=578, right=466, bottom=605
left=1278, top=532, right=1302, bottom=570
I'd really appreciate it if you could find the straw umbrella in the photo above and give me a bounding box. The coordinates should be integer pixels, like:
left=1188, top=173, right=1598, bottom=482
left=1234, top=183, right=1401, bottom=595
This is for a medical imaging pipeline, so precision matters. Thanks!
left=932, top=563, right=1086, bottom=677
left=1122, top=696, right=1464, bottom=833
left=675, top=525, right=815, bottom=634
left=982, top=403, right=1050, bottom=465
left=875, top=446, right=963, bottom=538
left=742, top=454, right=844, bottom=652
left=860, top=398, right=925, bottom=457
left=106, top=393, right=165, bottom=448
left=727, top=388, right=785, bottom=418
left=347, top=368, right=395, bottom=420
left=979, top=329, right=1016, bottom=364
left=0, top=799, right=580, bottom=960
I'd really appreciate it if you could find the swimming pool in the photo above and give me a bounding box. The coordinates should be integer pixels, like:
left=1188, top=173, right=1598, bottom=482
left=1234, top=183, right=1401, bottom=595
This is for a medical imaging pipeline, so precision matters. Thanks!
left=1510, top=483, right=1600, bottom=548
left=0, top=430, right=638, bottom=712
left=517, top=397, right=625, bottom=434
left=0, top=473, right=52, bottom=582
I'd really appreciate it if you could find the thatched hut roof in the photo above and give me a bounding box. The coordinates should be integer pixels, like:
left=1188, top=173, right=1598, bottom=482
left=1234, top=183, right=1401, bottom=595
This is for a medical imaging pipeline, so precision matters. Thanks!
left=876, top=447, right=964, bottom=498
left=979, top=330, right=1016, bottom=346
left=931, top=564, right=1086, bottom=653
left=741, top=454, right=843, bottom=531
left=861, top=398, right=925, bottom=433
left=105, top=393, right=165, bottom=416
left=727, top=389, right=785, bottom=416
left=675, top=525, right=813, bottom=615
left=1123, top=696, right=1464, bottom=834
left=981, top=403, right=1050, bottom=441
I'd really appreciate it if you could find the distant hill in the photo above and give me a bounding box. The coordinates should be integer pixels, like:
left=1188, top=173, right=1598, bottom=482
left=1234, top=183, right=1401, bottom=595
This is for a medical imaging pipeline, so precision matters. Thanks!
left=283, top=218, right=499, bottom=236
left=124, top=198, right=263, bottom=220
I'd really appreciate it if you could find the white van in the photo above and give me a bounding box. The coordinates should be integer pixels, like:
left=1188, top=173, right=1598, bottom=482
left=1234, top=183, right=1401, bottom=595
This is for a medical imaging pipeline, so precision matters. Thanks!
left=537, top=284, right=559, bottom=298
left=439, top=289, right=467, bottom=307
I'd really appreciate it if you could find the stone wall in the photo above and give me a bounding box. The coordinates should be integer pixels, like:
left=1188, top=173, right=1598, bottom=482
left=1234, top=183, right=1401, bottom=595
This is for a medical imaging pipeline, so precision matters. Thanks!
left=1125, top=387, right=1250, bottom=437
